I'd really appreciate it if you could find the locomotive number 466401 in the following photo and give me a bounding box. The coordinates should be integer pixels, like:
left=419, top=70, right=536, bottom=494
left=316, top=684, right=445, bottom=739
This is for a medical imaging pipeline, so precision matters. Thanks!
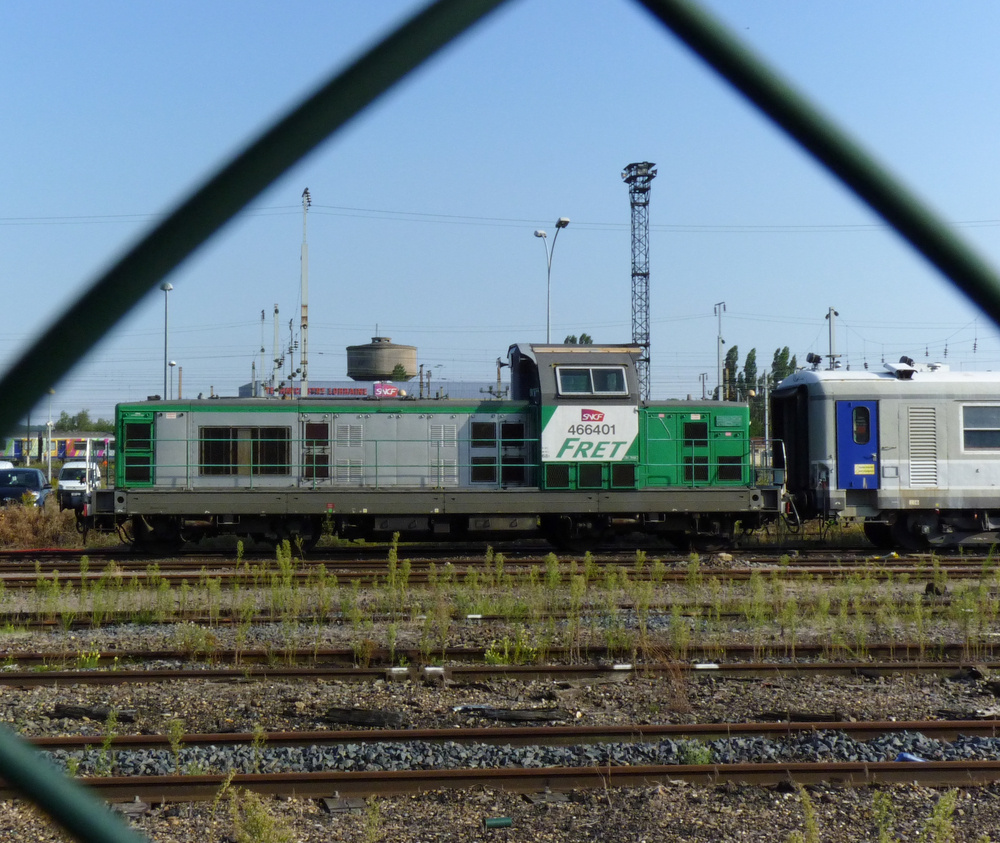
left=567, top=423, right=616, bottom=436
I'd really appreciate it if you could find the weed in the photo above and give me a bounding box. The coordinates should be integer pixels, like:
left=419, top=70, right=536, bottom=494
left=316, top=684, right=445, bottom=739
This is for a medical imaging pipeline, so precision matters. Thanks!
left=251, top=722, right=267, bottom=774
left=94, top=709, right=119, bottom=776
left=167, top=718, right=185, bottom=772
left=873, top=790, right=896, bottom=843
left=918, top=789, right=957, bottom=843
left=677, top=740, right=712, bottom=765
left=785, top=784, right=819, bottom=843
left=75, top=645, right=101, bottom=670
left=228, top=789, right=295, bottom=843
left=363, top=796, right=382, bottom=843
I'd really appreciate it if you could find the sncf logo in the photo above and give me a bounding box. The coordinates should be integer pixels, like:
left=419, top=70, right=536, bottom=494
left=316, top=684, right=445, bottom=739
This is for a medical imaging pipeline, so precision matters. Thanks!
left=581, top=409, right=605, bottom=422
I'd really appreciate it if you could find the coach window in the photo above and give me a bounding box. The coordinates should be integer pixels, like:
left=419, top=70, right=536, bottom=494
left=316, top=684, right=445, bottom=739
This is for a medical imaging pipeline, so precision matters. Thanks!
left=852, top=407, right=871, bottom=445
left=963, top=405, right=1000, bottom=449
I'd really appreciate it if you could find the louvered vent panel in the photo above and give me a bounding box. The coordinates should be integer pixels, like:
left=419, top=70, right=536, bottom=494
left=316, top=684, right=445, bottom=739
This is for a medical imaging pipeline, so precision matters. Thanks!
left=908, top=407, right=938, bottom=487
left=334, top=459, right=363, bottom=483
left=434, top=458, right=458, bottom=485
left=335, top=424, right=363, bottom=448
left=430, top=424, right=457, bottom=447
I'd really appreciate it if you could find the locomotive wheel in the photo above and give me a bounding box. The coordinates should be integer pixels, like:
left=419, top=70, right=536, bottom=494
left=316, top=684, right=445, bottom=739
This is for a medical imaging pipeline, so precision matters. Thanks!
left=862, top=520, right=894, bottom=550
left=663, top=531, right=692, bottom=552
left=131, top=515, right=183, bottom=555
left=690, top=534, right=731, bottom=553
left=541, top=516, right=608, bottom=553
left=273, top=517, right=323, bottom=553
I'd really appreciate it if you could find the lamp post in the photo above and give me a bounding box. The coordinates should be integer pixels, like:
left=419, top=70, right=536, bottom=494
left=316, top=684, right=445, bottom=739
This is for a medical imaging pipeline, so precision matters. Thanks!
left=160, top=282, right=173, bottom=399
left=169, top=361, right=177, bottom=400
left=46, top=389, right=54, bottom=482
left=533, top=217, right=570, bottom=343
left=715, top=301, right=726, bottom=400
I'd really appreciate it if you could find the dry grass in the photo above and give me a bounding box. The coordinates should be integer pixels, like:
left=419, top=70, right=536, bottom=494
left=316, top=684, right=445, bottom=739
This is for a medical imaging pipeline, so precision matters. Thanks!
left=0, top=504, right=81, bottom=548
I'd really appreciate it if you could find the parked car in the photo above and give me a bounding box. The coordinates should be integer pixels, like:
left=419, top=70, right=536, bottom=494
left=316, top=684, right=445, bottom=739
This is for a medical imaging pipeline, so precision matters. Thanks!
left=0, top=468, right=52, bottom=507
left=57, top=461, right=101, bottom=511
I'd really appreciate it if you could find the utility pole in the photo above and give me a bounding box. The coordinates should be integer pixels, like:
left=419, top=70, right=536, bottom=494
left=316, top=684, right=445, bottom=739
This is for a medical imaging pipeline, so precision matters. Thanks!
left=622, top=162, right=657, bottom=401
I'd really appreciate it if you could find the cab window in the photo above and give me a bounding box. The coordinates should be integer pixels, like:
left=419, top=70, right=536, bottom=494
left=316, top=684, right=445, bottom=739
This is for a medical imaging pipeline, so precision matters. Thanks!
left=556, top=366, right=628, bottom=396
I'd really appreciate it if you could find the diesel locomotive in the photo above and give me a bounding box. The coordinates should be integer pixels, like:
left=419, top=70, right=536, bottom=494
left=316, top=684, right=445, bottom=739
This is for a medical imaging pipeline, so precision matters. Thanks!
left=84, top=343, right=781, bottom=551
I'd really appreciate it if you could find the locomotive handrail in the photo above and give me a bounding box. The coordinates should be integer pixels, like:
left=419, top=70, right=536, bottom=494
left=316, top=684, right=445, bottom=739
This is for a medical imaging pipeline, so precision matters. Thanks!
left=133, top=430, right=770, bottom=489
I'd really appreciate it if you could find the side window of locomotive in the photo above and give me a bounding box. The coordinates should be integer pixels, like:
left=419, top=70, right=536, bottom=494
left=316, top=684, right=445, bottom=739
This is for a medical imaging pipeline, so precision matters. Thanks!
left=555, top=366, right=628, bottom=396
left=199, top=426, right=290, bottom=475
left=963, top=405, right=1000, bottom=449
left=683, top=421, right=709, bottom=443
left=200, top=427, right=234, bottom=476
left=556, top=368, right=592, bottom=395
left=852, top=407, right=871, bottom=445
left=501, top=422, right=525, bottom=444
left=592, top=367, right=626, bottom=394
left=471, top=422, right=497, bottom=448
left=254, top=427, right=290, bottom=475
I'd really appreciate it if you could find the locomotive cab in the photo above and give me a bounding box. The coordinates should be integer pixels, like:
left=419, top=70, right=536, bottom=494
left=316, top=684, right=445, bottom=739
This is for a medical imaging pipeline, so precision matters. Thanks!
left=508, top=343, right=641, bottom=493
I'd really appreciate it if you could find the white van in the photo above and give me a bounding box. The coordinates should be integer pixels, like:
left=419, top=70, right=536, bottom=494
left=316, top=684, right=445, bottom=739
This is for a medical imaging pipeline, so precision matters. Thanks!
left=58, top=461, right=101, bottom=511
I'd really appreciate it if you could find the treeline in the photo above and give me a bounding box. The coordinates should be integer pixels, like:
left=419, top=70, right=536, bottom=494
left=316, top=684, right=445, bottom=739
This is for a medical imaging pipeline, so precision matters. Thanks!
left=718, top=346, right=798, bottom=437
left=55, top=410, right=114, bottom=433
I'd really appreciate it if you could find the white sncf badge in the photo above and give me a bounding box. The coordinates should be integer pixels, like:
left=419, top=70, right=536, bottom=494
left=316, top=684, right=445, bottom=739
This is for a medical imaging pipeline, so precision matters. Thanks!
left=541, top=406, right=639, bottom=462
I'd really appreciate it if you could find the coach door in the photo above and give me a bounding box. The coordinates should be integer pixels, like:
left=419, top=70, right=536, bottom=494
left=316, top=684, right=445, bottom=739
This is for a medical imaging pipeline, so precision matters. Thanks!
left=836, top=401, right=879, bottom=489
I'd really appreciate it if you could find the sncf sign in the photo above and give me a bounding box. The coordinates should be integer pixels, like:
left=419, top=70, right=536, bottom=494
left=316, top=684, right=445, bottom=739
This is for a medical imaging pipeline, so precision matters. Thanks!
left=581, top=409, right=605, bottom=422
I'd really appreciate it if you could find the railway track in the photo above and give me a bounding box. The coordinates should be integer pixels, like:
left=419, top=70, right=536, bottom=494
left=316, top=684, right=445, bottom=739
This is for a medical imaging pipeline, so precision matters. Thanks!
left=14, top=719, right=1000, bottom=802
left=0, top=658, right=994, bottom=687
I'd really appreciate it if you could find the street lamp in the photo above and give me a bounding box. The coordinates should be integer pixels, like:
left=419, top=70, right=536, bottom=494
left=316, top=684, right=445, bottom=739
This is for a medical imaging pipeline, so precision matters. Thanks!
left=533, top=217, right=570, bottom=343
left=46, top=389, right=54, bottom=482
left=161, top=282, right=173, bottom=399
left=169, top=361, right=177, bottom=400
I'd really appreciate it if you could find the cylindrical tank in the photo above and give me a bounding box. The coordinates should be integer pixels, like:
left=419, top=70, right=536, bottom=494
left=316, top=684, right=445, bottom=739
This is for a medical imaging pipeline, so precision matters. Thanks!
left=346, top=337, right=417, bottom=381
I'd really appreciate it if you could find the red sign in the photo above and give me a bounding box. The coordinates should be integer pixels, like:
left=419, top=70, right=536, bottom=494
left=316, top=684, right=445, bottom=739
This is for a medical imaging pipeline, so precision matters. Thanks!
left=374, top=383, right=399, bottom=398
left=581, top=409, right=605, bottom=422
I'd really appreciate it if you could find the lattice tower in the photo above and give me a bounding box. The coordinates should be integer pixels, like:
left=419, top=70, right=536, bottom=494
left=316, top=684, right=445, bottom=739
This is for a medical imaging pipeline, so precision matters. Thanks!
left=621, top=162, right=657, bottom=401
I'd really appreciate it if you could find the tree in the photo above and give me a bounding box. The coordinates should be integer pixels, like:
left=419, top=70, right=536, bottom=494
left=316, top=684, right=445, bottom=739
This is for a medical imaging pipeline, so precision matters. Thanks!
left=563, top=334, right=594, bottom=345
left=390, top=363, right=412, bottom=381
left=770, top=347, right=798, bottom=382
left=723, top=345, right=739, bottom=401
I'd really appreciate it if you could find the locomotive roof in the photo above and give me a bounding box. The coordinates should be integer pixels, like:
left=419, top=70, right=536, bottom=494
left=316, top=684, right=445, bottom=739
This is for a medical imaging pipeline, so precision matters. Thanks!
left=119, top=396, right=530, bottom=412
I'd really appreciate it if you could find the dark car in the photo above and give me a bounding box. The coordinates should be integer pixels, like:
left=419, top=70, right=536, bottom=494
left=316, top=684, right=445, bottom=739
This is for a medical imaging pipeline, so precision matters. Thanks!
left=0, top=468, right=52, bottom=507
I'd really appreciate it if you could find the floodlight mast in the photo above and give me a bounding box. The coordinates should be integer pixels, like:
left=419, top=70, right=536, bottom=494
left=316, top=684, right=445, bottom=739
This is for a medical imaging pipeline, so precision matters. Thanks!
left=622, top=162, right=656, bottom=401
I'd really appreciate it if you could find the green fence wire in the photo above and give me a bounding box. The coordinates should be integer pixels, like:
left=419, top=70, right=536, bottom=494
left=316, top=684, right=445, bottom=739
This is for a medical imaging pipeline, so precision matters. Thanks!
left=4, top=0, right=1000, bottom=840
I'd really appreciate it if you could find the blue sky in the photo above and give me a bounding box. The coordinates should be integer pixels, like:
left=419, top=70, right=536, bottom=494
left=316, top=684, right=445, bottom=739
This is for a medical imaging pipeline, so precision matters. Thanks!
left=4, top=1, right=1000, bottom=420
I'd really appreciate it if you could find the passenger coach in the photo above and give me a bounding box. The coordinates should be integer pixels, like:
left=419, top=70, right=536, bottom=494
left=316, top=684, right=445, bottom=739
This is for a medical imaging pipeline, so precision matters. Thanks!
left=771, top=358, right=1000, bottom=549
